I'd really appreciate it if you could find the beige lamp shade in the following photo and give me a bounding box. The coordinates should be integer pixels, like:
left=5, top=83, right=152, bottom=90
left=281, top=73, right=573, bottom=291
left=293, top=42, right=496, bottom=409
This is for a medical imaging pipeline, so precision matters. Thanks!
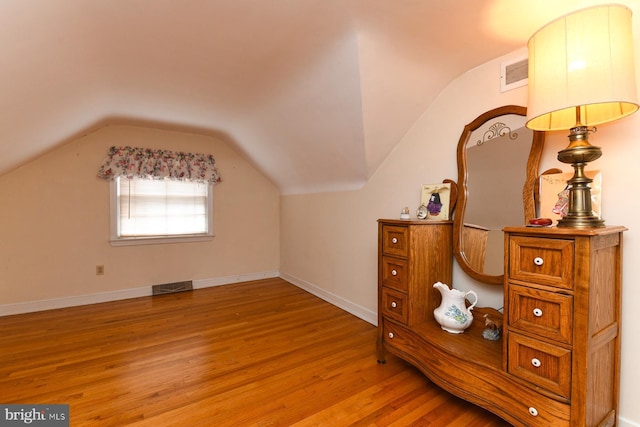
left=526, top=4, right=639, bottom=131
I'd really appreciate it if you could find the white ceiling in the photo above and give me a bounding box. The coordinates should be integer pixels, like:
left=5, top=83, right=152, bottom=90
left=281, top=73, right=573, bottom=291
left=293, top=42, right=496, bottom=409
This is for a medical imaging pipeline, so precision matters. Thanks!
left=0, top=0, right=634, bottom=194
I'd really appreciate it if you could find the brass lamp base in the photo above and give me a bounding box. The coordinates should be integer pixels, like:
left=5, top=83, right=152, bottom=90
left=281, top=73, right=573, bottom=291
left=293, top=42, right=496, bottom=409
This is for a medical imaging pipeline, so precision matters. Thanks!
left=556, top=126, right=605, bottom=228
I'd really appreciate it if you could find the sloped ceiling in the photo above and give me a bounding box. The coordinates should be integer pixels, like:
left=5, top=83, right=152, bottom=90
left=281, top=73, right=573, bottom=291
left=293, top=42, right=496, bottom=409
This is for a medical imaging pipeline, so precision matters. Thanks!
left=0, top=0, right=633, bottom=194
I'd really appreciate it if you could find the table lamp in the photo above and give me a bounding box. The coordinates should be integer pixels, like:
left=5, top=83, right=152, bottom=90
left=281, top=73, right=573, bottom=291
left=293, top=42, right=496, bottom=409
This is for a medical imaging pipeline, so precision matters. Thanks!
left=526, top=4, right=639, bottom=228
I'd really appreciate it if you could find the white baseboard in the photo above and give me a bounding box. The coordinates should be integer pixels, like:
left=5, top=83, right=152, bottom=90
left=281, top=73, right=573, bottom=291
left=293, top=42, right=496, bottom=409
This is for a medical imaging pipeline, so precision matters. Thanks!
left=193, top=271, right=279, bottom=289
left=0, top=286, right=151, bottom=316
left=619, top=416, right=640, bottom=427
left=280, top=272, right=377, bottom=326
left=0, top=271, right=280, bottom=316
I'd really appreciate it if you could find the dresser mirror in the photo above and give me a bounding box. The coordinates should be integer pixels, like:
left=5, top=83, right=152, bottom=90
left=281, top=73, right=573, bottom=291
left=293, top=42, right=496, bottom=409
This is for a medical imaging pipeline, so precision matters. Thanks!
left=453, top=105, right=544, bottom=285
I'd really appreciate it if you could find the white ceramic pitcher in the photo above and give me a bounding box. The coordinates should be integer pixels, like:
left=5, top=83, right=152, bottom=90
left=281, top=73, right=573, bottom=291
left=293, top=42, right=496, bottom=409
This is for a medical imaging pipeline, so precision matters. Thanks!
left=433, top=282, right=478, bottom=333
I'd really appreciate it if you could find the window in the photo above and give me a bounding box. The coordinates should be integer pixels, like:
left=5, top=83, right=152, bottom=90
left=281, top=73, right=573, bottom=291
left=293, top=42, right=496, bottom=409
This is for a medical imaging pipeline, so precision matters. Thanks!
left=110, top=177, right=213, bottom=245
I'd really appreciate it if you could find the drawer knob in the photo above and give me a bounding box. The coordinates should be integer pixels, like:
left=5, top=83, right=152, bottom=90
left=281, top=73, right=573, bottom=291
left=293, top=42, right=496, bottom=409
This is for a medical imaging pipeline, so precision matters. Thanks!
left=531, top=358, right=541, bottom=368
left=533, top=308, right=543, bottom=317
left=533, top=257, right=544, bottom=266
left=528, top=407, right=539, bottom=417
left=388, top=332, right=394, bottom=339
left=391, top=269, right=398, bottom=276
left=391, top=237, right=398, bottom=244
left=391, top=301, right=397, bottom=308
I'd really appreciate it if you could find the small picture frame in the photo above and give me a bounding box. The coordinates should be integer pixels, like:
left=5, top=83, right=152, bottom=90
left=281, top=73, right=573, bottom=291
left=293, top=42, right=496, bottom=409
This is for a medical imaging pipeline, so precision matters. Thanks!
left=539, top=171, right=602, bottom=224
left=420, top=183, right=451, bottom=220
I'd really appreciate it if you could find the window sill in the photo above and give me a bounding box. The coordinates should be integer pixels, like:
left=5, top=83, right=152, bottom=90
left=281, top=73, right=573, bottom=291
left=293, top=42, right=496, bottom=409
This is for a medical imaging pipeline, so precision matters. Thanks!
left=109, top=234, right=214, bottom=246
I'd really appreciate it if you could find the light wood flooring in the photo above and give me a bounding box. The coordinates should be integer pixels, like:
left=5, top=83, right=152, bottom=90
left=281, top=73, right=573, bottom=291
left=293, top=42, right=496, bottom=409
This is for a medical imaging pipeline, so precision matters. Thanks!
left=0, top=278, right=510, bottom=426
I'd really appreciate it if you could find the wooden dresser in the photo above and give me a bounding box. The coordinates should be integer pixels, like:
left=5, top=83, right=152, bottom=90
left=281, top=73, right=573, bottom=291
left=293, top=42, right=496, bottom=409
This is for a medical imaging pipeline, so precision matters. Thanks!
left=377, top=219, right=625, bottom=427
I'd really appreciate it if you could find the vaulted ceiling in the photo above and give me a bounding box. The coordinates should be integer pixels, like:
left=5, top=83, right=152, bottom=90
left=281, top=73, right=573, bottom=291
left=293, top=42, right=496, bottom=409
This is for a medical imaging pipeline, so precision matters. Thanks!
left=1, top=0, right=633, bottom=194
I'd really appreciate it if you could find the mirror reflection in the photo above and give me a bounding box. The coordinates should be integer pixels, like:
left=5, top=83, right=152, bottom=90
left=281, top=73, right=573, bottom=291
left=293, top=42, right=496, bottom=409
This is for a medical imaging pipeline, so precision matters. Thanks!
left=454, top=106, right=544, bottom=285
left=465, top=118, right=532, bottom=275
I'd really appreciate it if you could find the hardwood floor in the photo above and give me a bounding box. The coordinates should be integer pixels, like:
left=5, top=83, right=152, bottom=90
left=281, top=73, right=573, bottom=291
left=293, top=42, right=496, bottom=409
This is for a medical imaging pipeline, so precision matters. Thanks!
left=0, top=278, right=510, bottom=426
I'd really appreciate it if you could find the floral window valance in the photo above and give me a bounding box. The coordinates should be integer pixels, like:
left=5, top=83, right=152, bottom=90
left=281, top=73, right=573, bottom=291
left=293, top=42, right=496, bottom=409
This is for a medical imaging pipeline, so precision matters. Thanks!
left=97, top=146, right=222, bottom=184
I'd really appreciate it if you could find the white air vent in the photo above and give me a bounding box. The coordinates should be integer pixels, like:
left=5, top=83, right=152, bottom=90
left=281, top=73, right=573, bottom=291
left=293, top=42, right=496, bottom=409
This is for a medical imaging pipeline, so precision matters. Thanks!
left=500, top=56, right=528, bottom=92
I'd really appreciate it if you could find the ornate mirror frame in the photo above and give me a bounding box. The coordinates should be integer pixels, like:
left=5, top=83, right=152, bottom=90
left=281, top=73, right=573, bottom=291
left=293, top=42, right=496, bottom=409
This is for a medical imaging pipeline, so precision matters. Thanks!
left=453, top=105, right=545, bottom=285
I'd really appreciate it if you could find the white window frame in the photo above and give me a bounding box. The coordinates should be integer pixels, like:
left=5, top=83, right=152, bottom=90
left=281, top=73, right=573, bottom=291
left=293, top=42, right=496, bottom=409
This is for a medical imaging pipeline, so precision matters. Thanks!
left=109, top=177, right=214, bottom=246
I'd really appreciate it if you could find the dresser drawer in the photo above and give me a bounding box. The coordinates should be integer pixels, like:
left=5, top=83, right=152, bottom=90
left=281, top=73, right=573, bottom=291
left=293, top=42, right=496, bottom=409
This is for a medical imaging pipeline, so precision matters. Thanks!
left=381, top=319, right=414, bottom=356
left=508, top=236, right=574, bottom=289
left=381, top=256, right=408, bottom=291
left=508, top=284, right=573, bottom=345
left=381, top=287, right=408, bottom=324
left=508, top=332, right=572, bottom=398
left=381, top=225, right=409, bottom=257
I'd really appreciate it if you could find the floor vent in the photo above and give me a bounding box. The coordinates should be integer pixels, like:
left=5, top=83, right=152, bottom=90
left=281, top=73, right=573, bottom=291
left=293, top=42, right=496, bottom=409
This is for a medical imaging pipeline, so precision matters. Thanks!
left=152, top=280, right=193, bottom=295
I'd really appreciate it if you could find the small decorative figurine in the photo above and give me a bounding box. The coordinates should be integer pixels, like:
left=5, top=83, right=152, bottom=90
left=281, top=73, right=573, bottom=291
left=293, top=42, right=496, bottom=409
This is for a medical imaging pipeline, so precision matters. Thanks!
left=416, top=204, right=428, bottom=219
left=482, top=313, right=502, bottom=341
left=400, top=207, right=410, bottom=219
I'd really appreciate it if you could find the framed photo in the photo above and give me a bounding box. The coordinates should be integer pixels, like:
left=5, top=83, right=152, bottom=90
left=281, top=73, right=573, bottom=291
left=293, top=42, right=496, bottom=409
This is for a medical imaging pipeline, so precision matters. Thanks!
left=539, top=170, right=602, bottom=224
left=420, top=183, right=451, bottom=220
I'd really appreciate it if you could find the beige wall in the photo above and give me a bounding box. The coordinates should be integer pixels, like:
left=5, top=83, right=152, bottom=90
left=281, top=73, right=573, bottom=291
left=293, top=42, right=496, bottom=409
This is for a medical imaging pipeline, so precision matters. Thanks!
left=0, top=124, right=280, bottom=307
left=281, top=21, right=640, bottom=425
left=280, top=48, right=536, bottom=313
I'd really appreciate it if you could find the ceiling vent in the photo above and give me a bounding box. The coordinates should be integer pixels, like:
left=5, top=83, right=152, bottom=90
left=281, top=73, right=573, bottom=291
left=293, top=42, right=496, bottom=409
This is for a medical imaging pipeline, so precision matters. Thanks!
left=500, top=56, right=528, bottom=92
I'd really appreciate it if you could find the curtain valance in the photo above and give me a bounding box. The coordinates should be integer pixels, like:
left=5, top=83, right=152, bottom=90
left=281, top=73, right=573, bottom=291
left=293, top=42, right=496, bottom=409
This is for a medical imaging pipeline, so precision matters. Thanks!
left=97, top=146, right=222, bottom=184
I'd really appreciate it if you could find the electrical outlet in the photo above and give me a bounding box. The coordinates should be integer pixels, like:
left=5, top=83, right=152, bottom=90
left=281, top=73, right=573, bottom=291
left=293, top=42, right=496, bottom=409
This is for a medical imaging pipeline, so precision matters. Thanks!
left=96, top=265, right=105, bottom=275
